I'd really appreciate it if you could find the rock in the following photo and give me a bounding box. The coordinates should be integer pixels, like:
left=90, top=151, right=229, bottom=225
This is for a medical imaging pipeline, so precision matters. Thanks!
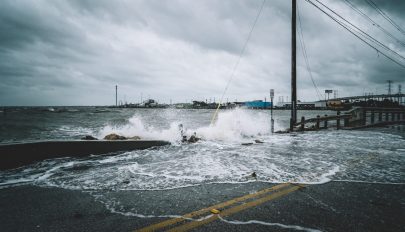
left=81, top=135, right=98, bottom=140
left=254, top=139, right=264, bottom=143
left=128, top=136, right=141, bottom=140
left=241, top=143, right=253, bottom=146
left=188, top=134, right=200, bottom=143
left=103, top=133, right=127, bottom=140
left=251, top=172, right=257, bottom=178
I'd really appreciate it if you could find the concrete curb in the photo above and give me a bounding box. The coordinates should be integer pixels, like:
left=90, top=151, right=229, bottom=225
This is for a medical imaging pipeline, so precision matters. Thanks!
left=0, top=140, right=170, bottom=170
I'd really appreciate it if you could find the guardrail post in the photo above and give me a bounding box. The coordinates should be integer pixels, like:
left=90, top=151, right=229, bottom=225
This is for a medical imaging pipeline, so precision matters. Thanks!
left=385, top=112, right=389, bottom=121
left=324, top=115, right=328, bottom=129
left=336, top=111, right=341, bottom=130
left=316, top=115, right=320, bottom=130
left=397, top=112, right=401, bottom=121
left=290, top=118, right=294, bottom=132
left=370, top=110, right=374, bottom=124
left=301, top=116, right=305, bottom=131
left=378, top=111, right=382, bottom=122
left=362, top=109, right=367, bottom=125
left=391, top=112, right=395, bottom=121
left=344, top=115, right=349, bottom=127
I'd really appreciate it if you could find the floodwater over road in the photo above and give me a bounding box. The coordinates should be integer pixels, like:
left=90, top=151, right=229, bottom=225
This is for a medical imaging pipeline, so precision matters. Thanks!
left=0, top=107, right=404, bottom=220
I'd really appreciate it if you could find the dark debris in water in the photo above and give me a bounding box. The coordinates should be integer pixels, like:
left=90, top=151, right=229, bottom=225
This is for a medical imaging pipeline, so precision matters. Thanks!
left=81, top=135, right=98, bottom=140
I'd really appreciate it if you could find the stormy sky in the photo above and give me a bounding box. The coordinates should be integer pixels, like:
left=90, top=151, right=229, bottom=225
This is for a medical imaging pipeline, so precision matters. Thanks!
left=0, top=0, right=404, bottom=106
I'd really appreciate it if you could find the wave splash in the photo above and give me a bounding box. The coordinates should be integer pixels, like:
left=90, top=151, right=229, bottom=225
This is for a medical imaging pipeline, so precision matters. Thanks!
left=98, top=108, right=272, bottom=143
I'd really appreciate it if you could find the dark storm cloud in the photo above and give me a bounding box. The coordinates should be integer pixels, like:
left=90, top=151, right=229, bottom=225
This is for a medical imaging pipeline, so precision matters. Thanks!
left=0, top=2, right=84, bottom=50
left=0, top=0, right=404, bottom=106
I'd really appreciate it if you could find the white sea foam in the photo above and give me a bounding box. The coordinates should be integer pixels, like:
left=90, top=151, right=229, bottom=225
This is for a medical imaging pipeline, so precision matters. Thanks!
left=195, top=109, right=271, bottom=142
left=0, top=178, right=36, bottom=188
left=219, top=216, right=323, bottom=232
left=17, top=141, right=342, bottom=191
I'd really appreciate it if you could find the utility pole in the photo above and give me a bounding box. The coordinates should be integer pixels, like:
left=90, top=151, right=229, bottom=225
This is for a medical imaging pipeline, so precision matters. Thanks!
left=290, top=0, right=297, bottom=131
left=115, top=85, right=118, bottom=107
left=270, top=89, right=275, bottom=133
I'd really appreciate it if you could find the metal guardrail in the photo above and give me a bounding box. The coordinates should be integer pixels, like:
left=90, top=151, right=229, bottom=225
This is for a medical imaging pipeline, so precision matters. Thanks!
left=294, top=114, right=351, bottom=126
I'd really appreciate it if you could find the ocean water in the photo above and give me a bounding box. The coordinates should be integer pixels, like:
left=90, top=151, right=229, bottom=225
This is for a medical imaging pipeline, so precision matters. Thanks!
left=0, top=107, right=404, bottom=216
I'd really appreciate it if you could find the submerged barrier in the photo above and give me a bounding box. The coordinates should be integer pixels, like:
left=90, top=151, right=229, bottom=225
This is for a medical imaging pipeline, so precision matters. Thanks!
left=287, top=107, right=405, bottom=132
left=0, top=140, right=170, bottom=170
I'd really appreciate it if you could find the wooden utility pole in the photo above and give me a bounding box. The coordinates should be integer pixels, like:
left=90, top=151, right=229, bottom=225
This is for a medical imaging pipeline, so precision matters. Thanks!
left=270, top=89, right=274, bottom=133
left=290, top=0, right=297, bottom=130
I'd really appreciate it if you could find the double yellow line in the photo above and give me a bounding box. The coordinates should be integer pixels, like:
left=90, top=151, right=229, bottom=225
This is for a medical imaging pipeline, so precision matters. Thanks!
left=136, top=183, right=305, bottom=232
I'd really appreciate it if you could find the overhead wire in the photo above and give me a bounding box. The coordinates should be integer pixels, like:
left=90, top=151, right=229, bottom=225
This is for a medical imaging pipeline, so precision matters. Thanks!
left=312, top=0, right=405, bottom=62
left=210, top=0, right=266, bottom=125
left=365, top=0, right=405, bottom=35
left=342, top=0, right=405, bottom=47
left=305, top=0, right=405, bottom=69
left=297, top=2, right=324, bottom=100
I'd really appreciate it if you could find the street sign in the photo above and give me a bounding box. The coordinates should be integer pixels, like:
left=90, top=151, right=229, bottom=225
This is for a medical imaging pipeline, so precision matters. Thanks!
left=270, top=89, right=274, bottom=98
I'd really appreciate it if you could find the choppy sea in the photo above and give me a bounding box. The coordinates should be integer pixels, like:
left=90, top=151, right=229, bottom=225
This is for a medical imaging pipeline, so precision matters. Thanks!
left=0, top=107, right=404, bottom=216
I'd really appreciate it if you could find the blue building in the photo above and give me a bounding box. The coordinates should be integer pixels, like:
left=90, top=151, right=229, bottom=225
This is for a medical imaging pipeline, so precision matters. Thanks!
left=244, top=100, right=272, bottom=109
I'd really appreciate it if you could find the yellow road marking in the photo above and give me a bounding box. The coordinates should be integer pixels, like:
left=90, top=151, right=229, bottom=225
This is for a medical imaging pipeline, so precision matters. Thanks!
left=136, top=183, right=291, bottom=232
left=167, top=184, right=305, bottom=232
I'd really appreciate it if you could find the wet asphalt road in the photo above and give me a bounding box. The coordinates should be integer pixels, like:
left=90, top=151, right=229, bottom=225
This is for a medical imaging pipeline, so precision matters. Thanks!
left=0, top=181, right=404, bottom=232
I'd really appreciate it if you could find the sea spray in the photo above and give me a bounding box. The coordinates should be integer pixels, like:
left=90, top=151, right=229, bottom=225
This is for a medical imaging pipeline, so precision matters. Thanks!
left=98, top=108, right=273, bottom=142
left=196, top=108, right=271, bottom=142
left=98, top=117, right=183, bottom=143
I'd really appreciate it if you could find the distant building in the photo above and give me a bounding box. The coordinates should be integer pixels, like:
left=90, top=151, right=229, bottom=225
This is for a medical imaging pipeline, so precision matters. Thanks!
left=140, top=99, right=158, bottom=107
left=315, top=101, right=327, bottom=108
left=277, top=101, right=326, bottom=109
left=244, top=100, right=272, bottom=109
left=192, top=101, right=208, bottom=109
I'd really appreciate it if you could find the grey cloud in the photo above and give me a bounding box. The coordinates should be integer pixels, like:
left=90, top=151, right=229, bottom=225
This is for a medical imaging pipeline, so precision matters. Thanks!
left=0, top=1, right=84, bottom=50
left=0, top=0, right=404, bottom=106
left=352, top=0, right=405, bottom=18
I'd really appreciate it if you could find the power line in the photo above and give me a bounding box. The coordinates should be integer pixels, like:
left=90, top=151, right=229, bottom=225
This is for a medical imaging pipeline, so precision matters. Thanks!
left=210, top=0, right=267, bottom=125
left=365, top=0, right=405, bottom=35
left=342, top=0, right=405, bottom=47
left=305, top=0, right=405, bottom=69
left=313, top=0, right=405, bottom=62
left=306, top=0, right=405, bottom=68
left=297, top=2, right=323, bottom=100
